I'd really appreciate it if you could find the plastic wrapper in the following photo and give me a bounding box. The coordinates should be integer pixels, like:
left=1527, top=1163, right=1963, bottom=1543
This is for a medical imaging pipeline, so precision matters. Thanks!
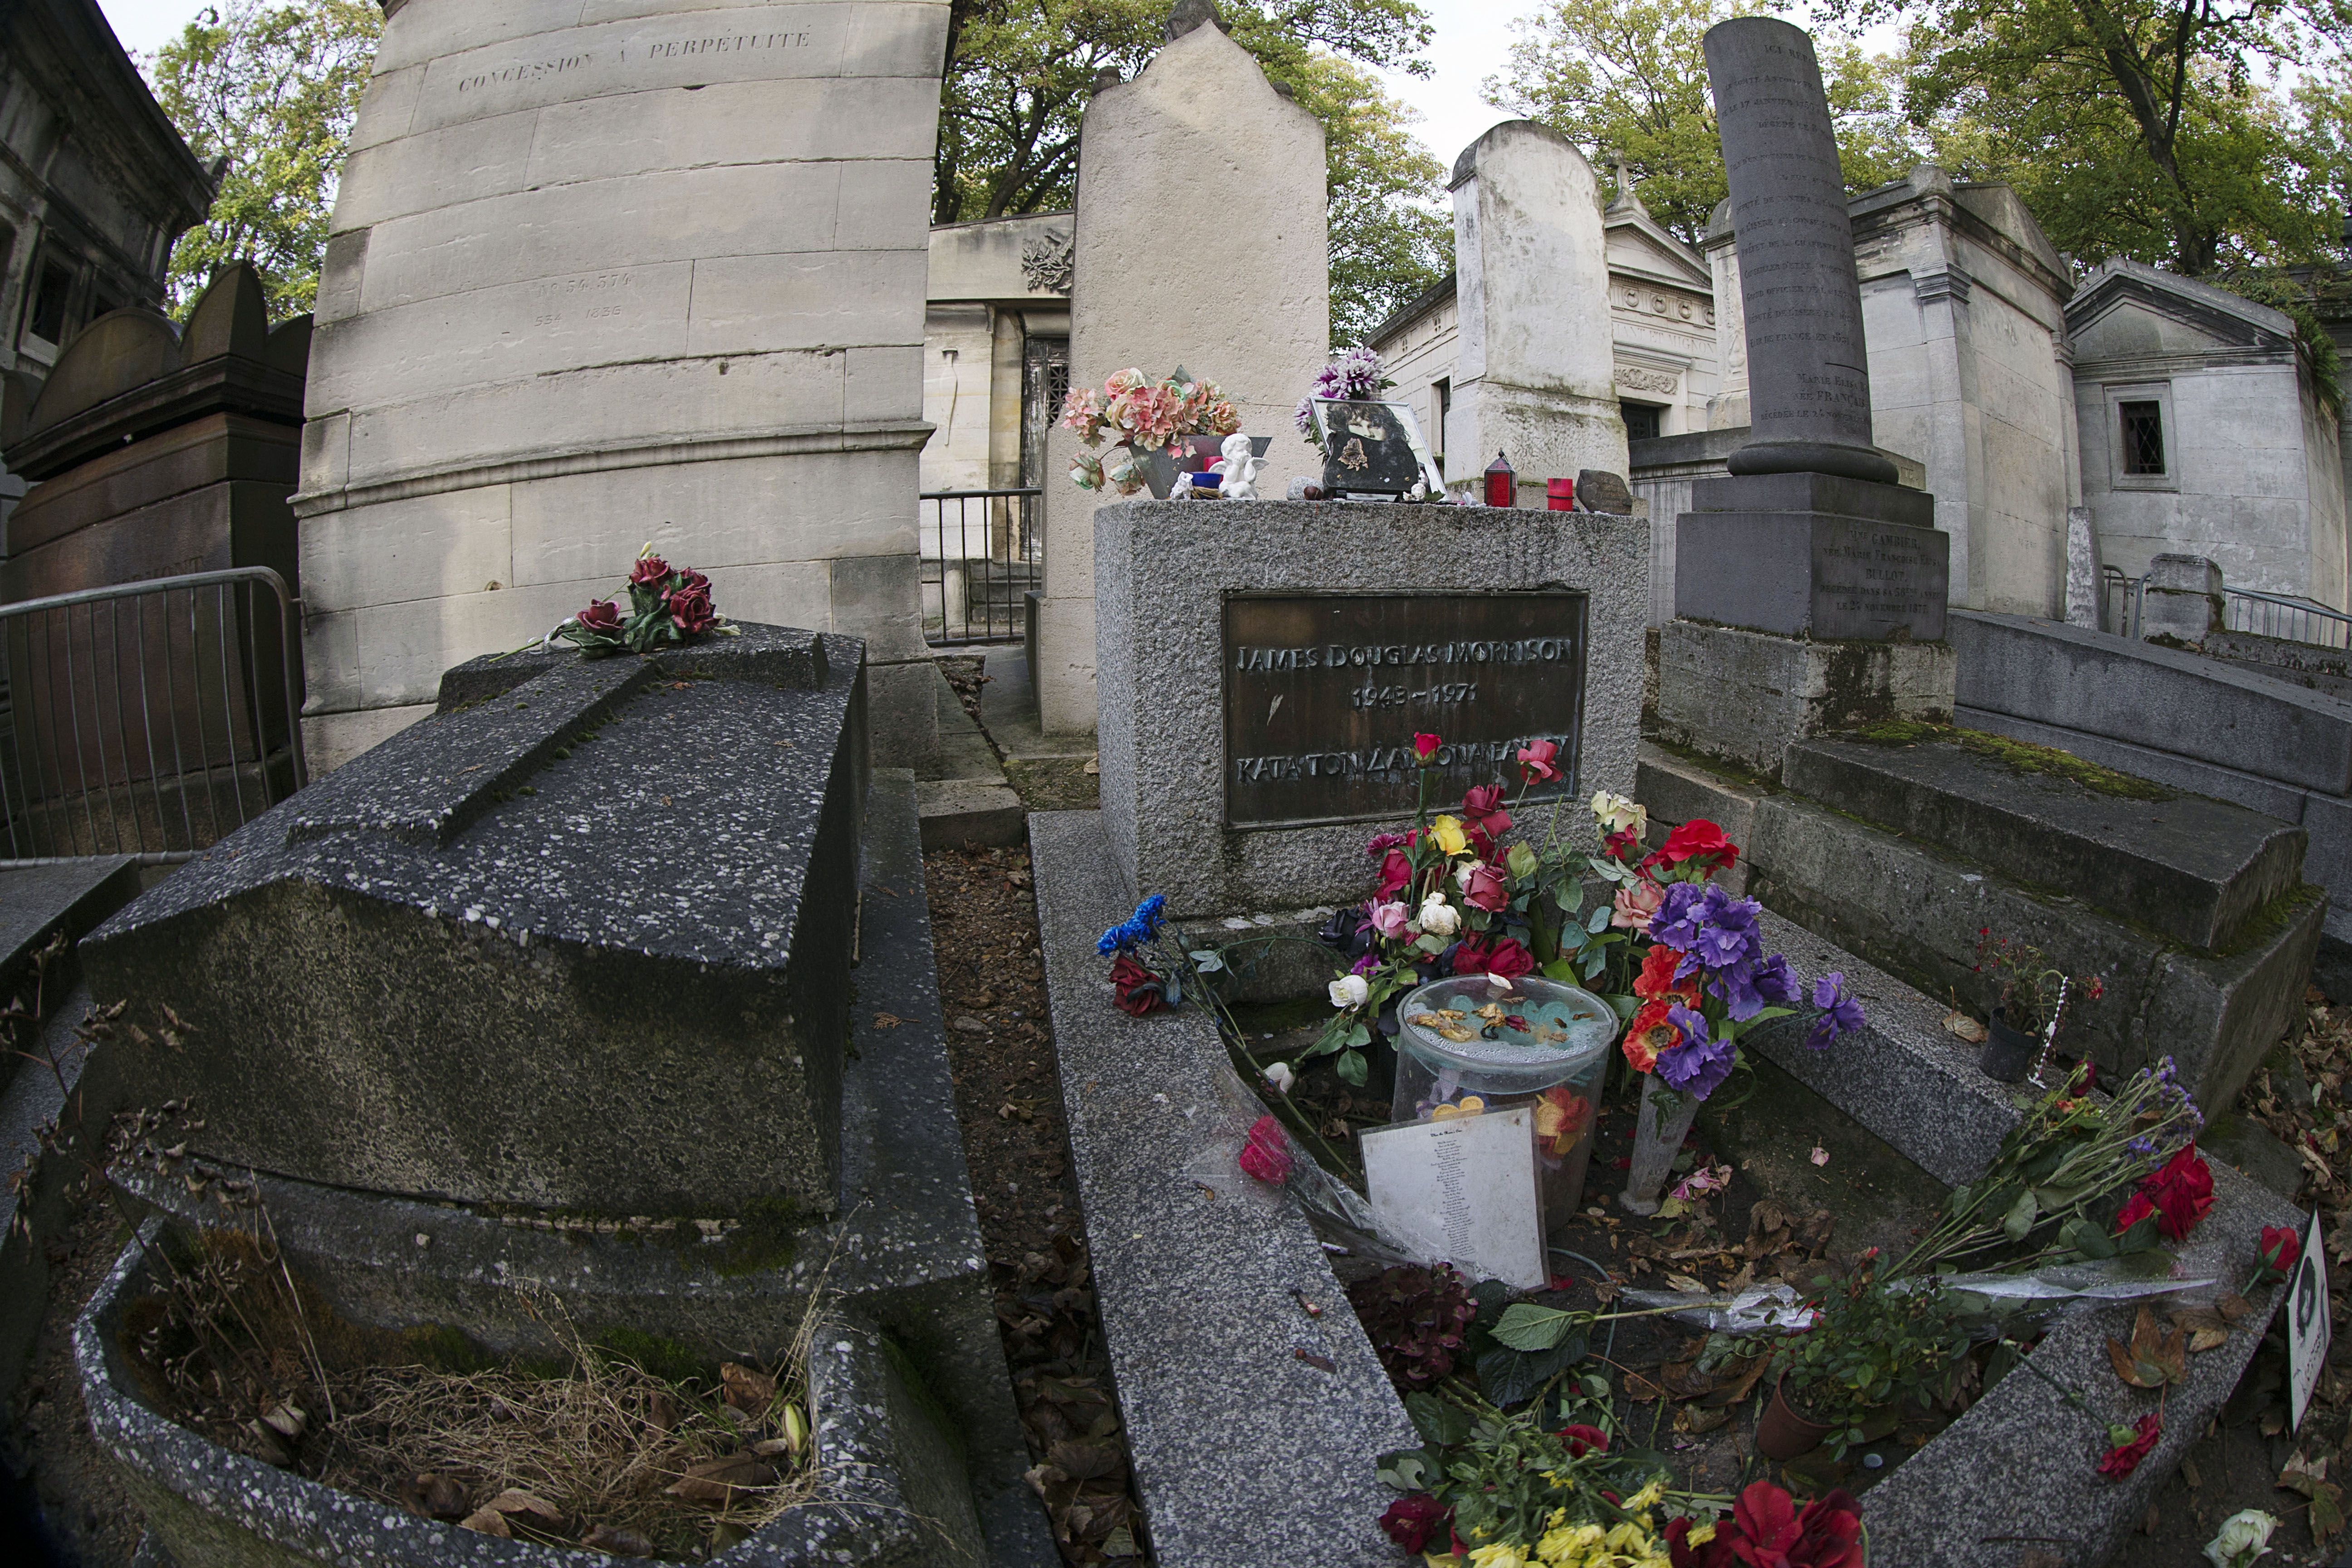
left=1915, top=1259, right=2221, bottom=1325
left=1617, top=1283, right=1818, bottom=1334
left=1187, top=1060, right=1422, bottom=1269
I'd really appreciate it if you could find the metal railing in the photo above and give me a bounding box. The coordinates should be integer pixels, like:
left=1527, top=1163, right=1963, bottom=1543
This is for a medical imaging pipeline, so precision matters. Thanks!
left=920, top=488, right=1041, bottom=646
left=2223, top=584, right=2352, bottom=652
left=0, top=567, right=307, bottom=865
left=2101, top=564, right=2140, bottom=638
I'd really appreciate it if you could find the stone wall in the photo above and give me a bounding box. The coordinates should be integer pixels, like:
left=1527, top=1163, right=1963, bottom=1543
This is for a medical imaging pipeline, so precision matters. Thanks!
left=294, top=0, right=951, bottom=774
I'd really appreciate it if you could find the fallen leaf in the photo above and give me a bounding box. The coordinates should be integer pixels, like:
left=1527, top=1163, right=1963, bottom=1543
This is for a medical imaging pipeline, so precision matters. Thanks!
left=1942, top=1009, right=1988, bottom=1044
left=2189, top=1328, right=2231, bottom=1354
left=2183, top=1454, right=2203, bottom=1488
left=1676, top=1404, right=1732, bottom=1434
left=2107, top=1305, right=2188, bottom=1389
left=1083, top=756, right=1099, bottom=776
left=2173, top=1308, right=2229, bottom=1334
left=485, top=1489, right=566, bottom=1533
left=1664, top=1271, right=1705, bottom=1293
left=2218, top=1291, right=2255, bottom=1323
left=720, top=1362, right=776, bottom=1414
left=259, top=1403, right=306, bottom=1441
left=952, top=1015, right=990, bottom=1034
left=458, top=1510, right=510, bottom=1538
left=581, top=1525, right=654, bottom=1557
left=664, top=1454, right=778, bottom=1506
left=400, top=1472, right=469, bottom=1520
left=871, top=1012, right=903, bottom=1029
left=645, top=1391, right=679, bottom=1434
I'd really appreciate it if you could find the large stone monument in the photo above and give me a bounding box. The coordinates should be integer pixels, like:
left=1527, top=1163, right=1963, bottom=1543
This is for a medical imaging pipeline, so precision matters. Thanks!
left=294, top=0, right=951, bottom=773
left=1655, top=19, right=1955, bottom=771
left=1033, top=1, right=1329, bottom=738
left=1443, top=121, right=1627, bottom=501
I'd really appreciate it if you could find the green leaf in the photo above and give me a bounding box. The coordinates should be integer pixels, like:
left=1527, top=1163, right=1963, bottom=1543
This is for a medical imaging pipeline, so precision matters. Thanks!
left=1507, top=843, right=1540, bottom=880
left=1337, top=1049, right=1367, bottom=1087
left=1345, top=1022, right=1372, bottom=1048
left=1492, top=1303, right=1583, bottom=1351
left=1187, top=950, right=1224, bottom=973
left=2058, top=1215, right=2117, bottom=1259
left=1475, top=1337, right=1586, bottom=1407
left=1586, top=905, right=1612, bottom=934
left=1557, top=884, right=1584, bottom=914
left=1404, top=1392, right=1471, bottom=1448
left=2002, top=1189, right=2038, bottom=1242
left=2114, top=1211, right=2164, bottom=1253
left=1415, top=933, right=1446, bottom=955
left=1543, top=959, right=1580, bottom=983
left=1581, top=950, right=1606, bottom=980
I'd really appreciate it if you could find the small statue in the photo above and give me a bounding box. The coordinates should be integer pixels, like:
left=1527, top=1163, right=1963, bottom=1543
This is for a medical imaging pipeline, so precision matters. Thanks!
left=1214, top=433, right=1266, bottom=500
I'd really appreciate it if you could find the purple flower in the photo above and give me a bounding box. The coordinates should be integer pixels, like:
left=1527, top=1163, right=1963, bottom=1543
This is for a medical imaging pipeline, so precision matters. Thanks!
left=1690, top=887, right=1761, bottom=971
left=1754, top=953, right=1799, bottom=1007
left=1365, top=831, right=1409, bottom=858
left=1710, top=962, right=1764, bottom=1023
left=1805, top=972, right=1866, bottom=1050
left=1656, top=1006, right=1737, bottom=1099
left=1651, top=882, right=1709, bottom=951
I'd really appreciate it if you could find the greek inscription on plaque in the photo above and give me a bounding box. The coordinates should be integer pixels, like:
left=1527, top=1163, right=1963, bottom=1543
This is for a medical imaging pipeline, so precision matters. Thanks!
left=1222, top=593, right=1587, bottom=830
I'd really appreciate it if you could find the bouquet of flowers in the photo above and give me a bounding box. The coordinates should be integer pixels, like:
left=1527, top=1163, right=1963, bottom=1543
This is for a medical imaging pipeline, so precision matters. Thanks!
left=551, top=544, right=738, bottom=657
left=1061, top=366, right=1240, bottom=495
left=1295, top=345, right=1392, bottom=457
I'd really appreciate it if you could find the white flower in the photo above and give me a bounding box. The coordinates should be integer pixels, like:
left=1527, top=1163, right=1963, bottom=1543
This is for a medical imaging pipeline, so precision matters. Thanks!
left=1328, top=974, right=1370, bottom=1008
left=1418, top=896, right=1460, bottom=936
left=1591, top=789, right=1648, bottom=838
left=2204, top=1510, right=2278, bottom=1568
left=1455, top=862, right=1476, bottom=893
left=1265, top=1062, right=1296, bottom=1093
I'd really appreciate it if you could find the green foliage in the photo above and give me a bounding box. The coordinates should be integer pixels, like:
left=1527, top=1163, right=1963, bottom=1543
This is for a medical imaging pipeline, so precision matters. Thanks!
left=1778, top=1269, right=1975, bottom=1459
left=1377, top=1399, right=1678, bottom=1560
left=1488, top=0, right=1920, bottom=248
left=935, top=0, right=1445, bottom=344
left=144, top=0, right=382, bottom=320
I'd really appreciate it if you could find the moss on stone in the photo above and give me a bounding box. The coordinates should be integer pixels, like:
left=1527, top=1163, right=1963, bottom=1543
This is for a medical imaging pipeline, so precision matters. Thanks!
left=2214, top=883, right=2325, bottom=960
left=1842, top=721, right=2173, bottom=801
left=711, top=1196, right=802, bottom=1277
left=592, top=1325, right=710, bottom=1385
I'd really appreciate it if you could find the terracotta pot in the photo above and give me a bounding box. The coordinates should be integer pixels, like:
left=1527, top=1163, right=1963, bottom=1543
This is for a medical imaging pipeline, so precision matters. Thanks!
left=1756, top=1377, right=1834, bottom=1461
left=1979, top=1008, right=2039, bottom=1083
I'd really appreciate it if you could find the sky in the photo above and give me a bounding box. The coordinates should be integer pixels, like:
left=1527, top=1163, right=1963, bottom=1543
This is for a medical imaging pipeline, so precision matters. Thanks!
left=94, top=0, right=200, bottom=62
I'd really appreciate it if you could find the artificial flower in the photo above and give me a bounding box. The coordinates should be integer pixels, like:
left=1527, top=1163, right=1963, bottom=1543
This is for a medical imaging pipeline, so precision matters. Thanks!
left=2098, top=1411, right=2161, bottom=1479
left=1097, top=894, right=1167, bottom=955
left=1516, top=738, right=1560, bottom=782
left=1805, top=973, right=1865, bottom=1050
left=1414, top=732, right=1443, bottom=763
left=1431, top=815, right=1470, bottom=857
left=1534, top=1086, right=1591, bottom=1155
left=1068, top=449, right=1105, bottom=490
left=1109, top=955, right=1165, bottom=1016
left=1239, top=1114, right=1293, bottom=1183
left=1419, top=896, right=1461, bottom=937
left=2140, top=1143, right=2215, bottom=1240
left=1663, top=1517, right=1722, bottom=1568
left=1612, top=880, right=1664, bottom=933
left=628, top=551, right=673, bottom=587
left=1467, top=1545, right=1528, bottom=1568
left=1379, top=849, right=1416, bottom=900
left=1379, top=1494, right=1449, bottom=1554
left=1329, top=973, right=1370, bottom=1009
left=1462, top=784, right=1514, bottom=839
left=1371, top=900, right=1412, bottom=941
left=1264, top=1062, right=1295, bottom=1094
left=1623, top=1000, right=1680, bottom=1073
left=1453, top=934, right=1534, bottom=980
left=1656, top=1007, right=1736, bottom=1099
left=1105, top=368, right=1145, bottom=396
left=2203, top=1509, right=2279, bottom=1568
left=1602, top=825, right=1642, bottom=862
left=1657, top=818, right=1738, bottom=871
left=667, top=582, right=716, bottom=634
left=1365, top=831, right=1410, bottom=858
left=2256, top=1223, right=2302, bottom=1285
left=1634, top=942, right=1697, bottom=1003
left=1462, top=863, right=1509, bottom=912
left=1320, top=905, right=1375, bottom=961
left=576, top=598, right=622, bottom=634
left=1714, top=1483, right=1863, bottom=1568
left=1591, top=790, right=1647, bottom=838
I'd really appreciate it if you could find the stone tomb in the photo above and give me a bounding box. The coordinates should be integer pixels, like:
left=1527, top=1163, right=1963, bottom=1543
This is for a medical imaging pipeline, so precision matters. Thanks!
left=1095, top=499, right=1648, bottom=917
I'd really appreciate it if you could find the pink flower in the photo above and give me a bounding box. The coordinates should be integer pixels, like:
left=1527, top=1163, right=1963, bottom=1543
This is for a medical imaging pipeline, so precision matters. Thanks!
left=1462, top=863, right=1509, bottom=912
left=1611, top=880, right=1665, bottom=933
left=629, top=554, right=672, bottom=588
left=576, top=598, right=622, bottom=634
left=1517, top=738, right=1560, bottom=782
left=1239, top=1114, right=1293, bottom=1183
left=1413, top=732, right=1442, bottom=763
left=1370, top=900, right=1411, bottom=940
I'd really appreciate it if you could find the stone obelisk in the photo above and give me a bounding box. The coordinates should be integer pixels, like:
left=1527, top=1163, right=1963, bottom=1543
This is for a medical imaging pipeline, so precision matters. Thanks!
left=1655, top=17, right=1955, bottom=771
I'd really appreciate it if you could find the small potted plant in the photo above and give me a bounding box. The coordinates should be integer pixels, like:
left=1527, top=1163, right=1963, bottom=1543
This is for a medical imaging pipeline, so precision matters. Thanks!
left=1972, top=931, right=2103, bottom=1083
left=1761, top=1266, right=1974, bottom=1462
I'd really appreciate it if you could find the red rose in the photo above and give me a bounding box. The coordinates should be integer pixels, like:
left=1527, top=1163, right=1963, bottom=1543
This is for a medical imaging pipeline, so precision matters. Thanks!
left=575, top=598, right=622, bottom=634
left=1660, top=818, right=1738, bottom=870
left=2112, top=1190, right=2156, bottom=1237
left=1603, top=825, right=1641, bottom=862
left=2260, top=1223, right=2302, bottom=1281
left=1666, top=1515, right=1733, bottom=1568
left=1556, top=1423, right=1610, bottom=1458
left=667, top=582, right=717, bottom=634
left=1449, top=934, right=1496, bottom=976
left=1413, top=732, right=1442, bottom=763
left=2140, top=1143, right=2215, bottom=1241
left=2098, top=1411, right=2161, bottom=1479
left=1516, top=737, right=1560, bottom=783
left=1239, top=1114, right=1293, bottom=1183
left=1377, top=849, right=1414, bottom=899
left=1462, top=863, right=1509, bottom=912
left=1705, top=1483, right=1862, bottom=1568
left=678, top=567, right=710, bottom=593
left=1378, top=1494, right=1448, bottom=1553
left=628, top=553, right=673, bottom=587
left=1461, top=784, right=1513, bottom=838
left=1109, top=955, right=1164, bottom=1016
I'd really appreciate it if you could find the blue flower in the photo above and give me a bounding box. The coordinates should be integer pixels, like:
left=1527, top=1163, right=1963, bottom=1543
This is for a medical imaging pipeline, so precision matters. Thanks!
left=1096, top=894, right=1170, bottom=956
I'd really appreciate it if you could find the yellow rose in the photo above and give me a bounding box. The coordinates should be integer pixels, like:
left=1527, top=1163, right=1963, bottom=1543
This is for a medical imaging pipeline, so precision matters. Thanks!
left=1469, top=1545, right=1529, bottom=1568
left=1431, top=815, right=1469, bottom=856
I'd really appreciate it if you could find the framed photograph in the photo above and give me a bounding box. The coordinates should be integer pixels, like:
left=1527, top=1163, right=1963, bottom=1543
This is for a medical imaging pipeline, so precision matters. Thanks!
left=1310, top=398, right=1442, bottom=496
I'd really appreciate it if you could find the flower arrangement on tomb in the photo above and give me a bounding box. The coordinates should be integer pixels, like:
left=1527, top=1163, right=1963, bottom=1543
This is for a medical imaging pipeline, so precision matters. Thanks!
left=1060, top=366, right=1240, bottom=495
left=551, top=545, right=739, bottom=657
left=1294, top=345, right=1391, bottom=457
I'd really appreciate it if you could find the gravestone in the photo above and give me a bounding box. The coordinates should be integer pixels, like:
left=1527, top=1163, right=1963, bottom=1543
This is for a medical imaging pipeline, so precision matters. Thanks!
left=294, top=1, right=950, bottom=774
left=1034, top=0, right=1329, bottom=737
left=1095, top=500, right=1646, bottom=916
left=1443, top=121, right=1627, bottom=503
left=2064, top=505, right=2104, bottom=628
left=2141, top=552, right=2224, bottom=643
left=1655, top=19, right=1955, bottom=772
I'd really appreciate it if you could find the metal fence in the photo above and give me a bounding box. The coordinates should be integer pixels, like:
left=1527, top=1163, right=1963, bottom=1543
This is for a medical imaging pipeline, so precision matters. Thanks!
left=2100, top=565, right=2139, bottom=638
left=2223, top=584, right=2352, bottom=652
left=920, top=488, right=1041, bottom=646
left=0, top=567, right=307, bottom=865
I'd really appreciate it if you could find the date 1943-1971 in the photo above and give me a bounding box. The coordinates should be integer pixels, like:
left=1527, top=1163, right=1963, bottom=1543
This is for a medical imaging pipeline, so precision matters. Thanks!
left=1352, top=682, right=1478, bottom=710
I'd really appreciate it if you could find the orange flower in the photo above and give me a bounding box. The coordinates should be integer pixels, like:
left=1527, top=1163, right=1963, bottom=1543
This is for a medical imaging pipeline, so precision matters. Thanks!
left=1624, top=999, right=1681, bottom=1073
left=1534, top=1086, right=1592, bottom=1156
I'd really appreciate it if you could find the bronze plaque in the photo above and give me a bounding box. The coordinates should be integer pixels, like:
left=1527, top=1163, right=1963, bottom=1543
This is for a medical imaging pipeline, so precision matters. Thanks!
left=1223, top=592, right=1588, bottom=829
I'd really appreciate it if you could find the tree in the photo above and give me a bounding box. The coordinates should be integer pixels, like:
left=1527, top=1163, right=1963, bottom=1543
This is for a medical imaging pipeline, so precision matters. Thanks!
left=934, top=0, right=1447, bottom=343
left=145, top=0, right=381, bottom=319
left=1828, top=0, right=2347, bottom=276
left=1490, top=0, right=1919, bottom=249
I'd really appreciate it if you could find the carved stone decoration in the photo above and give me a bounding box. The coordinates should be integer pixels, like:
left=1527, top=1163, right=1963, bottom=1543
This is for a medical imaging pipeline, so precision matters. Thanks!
left=1616, top=365, right=1678, bottom=394
left=1022, top=225, right=1075, bottom=293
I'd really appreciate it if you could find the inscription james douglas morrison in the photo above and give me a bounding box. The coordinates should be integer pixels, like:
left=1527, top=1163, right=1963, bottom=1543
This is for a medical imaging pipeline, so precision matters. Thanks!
left=1223, top=593, right=1587, bottom=830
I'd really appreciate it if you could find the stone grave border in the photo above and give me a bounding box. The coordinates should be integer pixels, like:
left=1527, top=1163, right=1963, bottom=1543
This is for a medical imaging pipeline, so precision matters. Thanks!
left=1031, top=808, right=2300, bottom=1568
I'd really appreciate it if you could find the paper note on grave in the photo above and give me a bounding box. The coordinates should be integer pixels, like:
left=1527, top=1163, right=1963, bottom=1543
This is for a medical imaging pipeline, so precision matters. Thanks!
left=2291, top=1208, right=2332, bottom=1433
left=1362, top=1108, right=1547, bottom=1291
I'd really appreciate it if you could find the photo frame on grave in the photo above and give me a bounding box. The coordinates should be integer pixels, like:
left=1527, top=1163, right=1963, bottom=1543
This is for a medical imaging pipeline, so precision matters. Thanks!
left=1312, top=399, right=1438, bottom=498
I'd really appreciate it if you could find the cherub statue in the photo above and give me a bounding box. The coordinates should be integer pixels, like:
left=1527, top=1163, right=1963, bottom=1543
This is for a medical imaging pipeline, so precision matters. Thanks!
left=1214, top=433, right=1266, bottom=500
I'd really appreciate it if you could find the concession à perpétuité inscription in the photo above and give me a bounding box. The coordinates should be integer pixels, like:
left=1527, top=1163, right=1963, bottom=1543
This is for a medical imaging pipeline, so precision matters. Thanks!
left=1222, top=593, right=1587, bottom=829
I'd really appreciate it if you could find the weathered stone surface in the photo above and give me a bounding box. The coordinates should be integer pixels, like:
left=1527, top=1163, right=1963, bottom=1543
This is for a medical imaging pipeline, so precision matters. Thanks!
left=1095, top=499, right=1646, bottom=916
left=2063, top=505, right=2103, bottom=628
left=1030, top=809, right=1417, bottom=1566
left=1703, top=18, right=1893, bottom=485
left=1576, top=468, right=1633, bottom=513
left=1782, top=735, right=2306, bottom=951
left=83, top=626, right=869, bottom=1216
left=1651, top=619, right=1954, bottom=774
left=1632, top=740, right=1764, bottom=897
left=1676, top=505, right=1949, bottom=640
left=1036, top=19, right=1327, bottom=737
left=2139, top=551, right=2225, bottom=642
left=1441, top=122, right=1625, bottom=500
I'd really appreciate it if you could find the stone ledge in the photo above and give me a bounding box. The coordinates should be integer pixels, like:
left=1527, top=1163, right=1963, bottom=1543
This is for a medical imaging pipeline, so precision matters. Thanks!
left=1030, top=809, right=1416, bottom=1568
